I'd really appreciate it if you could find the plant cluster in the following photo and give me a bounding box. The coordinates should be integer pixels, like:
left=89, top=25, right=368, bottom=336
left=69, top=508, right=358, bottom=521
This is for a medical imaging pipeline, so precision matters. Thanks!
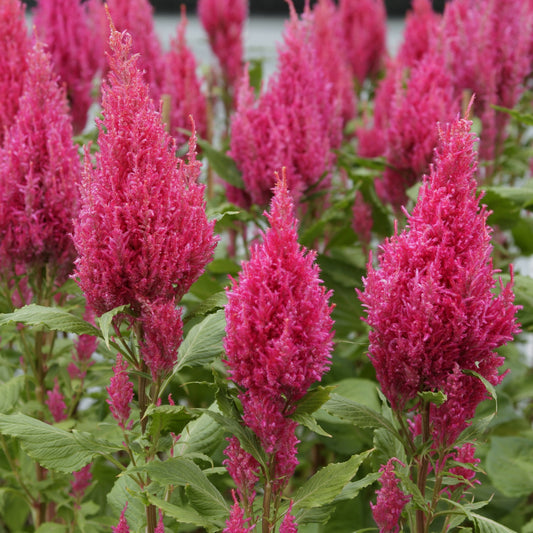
left=0, top=0, right=532, bottom=532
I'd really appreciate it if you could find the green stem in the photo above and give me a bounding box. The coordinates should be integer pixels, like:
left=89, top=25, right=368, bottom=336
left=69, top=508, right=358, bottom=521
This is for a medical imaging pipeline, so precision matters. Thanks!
left=416, top=403, right=431, bottom=533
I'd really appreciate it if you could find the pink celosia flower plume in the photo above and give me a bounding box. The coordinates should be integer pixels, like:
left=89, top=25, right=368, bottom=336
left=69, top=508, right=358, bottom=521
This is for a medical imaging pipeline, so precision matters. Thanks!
left=71, top=463, right=92, bottom=508
left=46, top=378, right=68, bottom=423
left=106, top=355, right=134, bottom=430
left=106, top=0, right=165, bottom=104
left=0, top=0, right=30, bottom=145
left=228, top=6, right=342, bottom=209
left=440, top=0, right=530, bottom=161
left=224, top=176, right=334, bottom=525
left=339, top=0, right=387, bottom=84
left=359, top=115, right=520, bottom=439
left=371, top=459, right=411, bottom=533
left=163, top=7, right=208, bottom=148
left=396, top=0, right=441, bottom=69
left=0, top=39, right=80, bottom=280
left=113, top=504, right=130, bottom=533
left=73, top=23, right=217, bottom=379
left=33, top=0, right=101, bottom=134
left=198, top=0, right=247, bottom=89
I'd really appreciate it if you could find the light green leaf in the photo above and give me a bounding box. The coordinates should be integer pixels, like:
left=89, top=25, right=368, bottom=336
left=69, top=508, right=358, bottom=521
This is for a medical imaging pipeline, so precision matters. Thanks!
left=418, top=390, right=447, bottom=406
left=323, top=393, right=398, bottom=435
left=291, top=412, right=331, bottom=437
left=291, top=449, right=372, bottom=512
left=293, top=386, right=336, bottom=417
left=144, top=404, right=195, bottom=437
left=0, top=413, right=122, bottom=473
left=176, top=310, right=225, bottom=372
left=144, top=457, right=229, bottom=518
left=0, top=376, right=25, bottom=413
left=0, top=304, right=100, bottom=337
left=108, top=473, right=145, bottom=532
left=471, top=513, right=518, bottom=533
left=486, top=436, right=533, bottom=497
left=97, top=305, right=131, bottom=349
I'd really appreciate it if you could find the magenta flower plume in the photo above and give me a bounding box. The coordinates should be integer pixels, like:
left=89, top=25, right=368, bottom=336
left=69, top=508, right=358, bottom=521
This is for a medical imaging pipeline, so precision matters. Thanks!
left=223, top=491, right=255, bottom=533
left=371, top=459, right=411, bottom=533
left=106, top=355, right=133, bottom=430
left=339, top=0, right=386, bottom=84
left=46, top=378, right=68, bottom=423
left=224, top=176, right=334, bottom=497
left=33, top=0, right=100, bottom=134
left=163, top=8, right=208, bottom=147
left=359, top=116, right=520, bottom=433
left=396, top=0, right=441, bottom=68
left=73, top=25, right=216, bottom=378
left=106, top=0, right=165, bottom=103
left=440, top=0, right=530, bottom=161
left=198, top=0, right=247, bottom=89
left=0, top=40, right=80, bottom=280
left=71, top=463, right=92, bottom=506
left=113, top=505, right=130, bottom=533
left=280, top=502, right=298, bottom=533
left=311, top=0, right=356, bottom=127
left=352, top=191, right=373, bottom=250
left=0, top=0, right=30, bottom=145
left=228, top=7, right=341, bottom=209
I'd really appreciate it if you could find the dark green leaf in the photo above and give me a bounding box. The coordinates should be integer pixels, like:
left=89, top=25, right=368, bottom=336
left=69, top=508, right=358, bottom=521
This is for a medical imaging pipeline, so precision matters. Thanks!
left=196, top=139, right=244, bottom=189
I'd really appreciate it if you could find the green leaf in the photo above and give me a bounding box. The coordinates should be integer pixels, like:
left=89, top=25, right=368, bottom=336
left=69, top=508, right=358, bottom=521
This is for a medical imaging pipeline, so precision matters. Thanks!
left=144, top=457, right=229, bottom=518
left=418, top=390, right=447, bottom=407
left=196, top=138, right=244, bottom=189
left=108, top=472, right=146, bottom=532
left=492, top=105, right=533, bottom=126
left=291, top=449, right=373, bottom=512
left=471, top=513, right=518, bottom=533
left=323, top=393, right=398, bottom=436
left=144, top=404, right=195, bottom=437
left=291, top=412, right=331, bottom=437
left=333, top=471, right=381, bottom=502
left=97, top=304, right=131, bottom=349
left=486, top=436, right=533, bottom=498
left=0, top=413, right=122, bottom=473
left=146, top=495, right=220, bottom=532
left=176, top=310, right=225, bottom=372
left=0, top=376, right=24, bottom=413
left=292, top=386, right=336, bottom=417
left=0, top=304, right=100, bottom=337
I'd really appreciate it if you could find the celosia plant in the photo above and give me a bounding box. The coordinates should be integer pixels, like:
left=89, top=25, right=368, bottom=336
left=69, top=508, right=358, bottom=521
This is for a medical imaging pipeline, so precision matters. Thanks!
left=163, top=7, right=208, bottom=147
left=0, top=39, right=80, bottom=284
left=359, top=113, right=519, bottom=531
left=0, top=0, right=30, bottom=145
left=224, top=175, right=334, bottom=531
left=33, top=0, right=101, bottom=134
left=198, top=0, right=247, bottom=90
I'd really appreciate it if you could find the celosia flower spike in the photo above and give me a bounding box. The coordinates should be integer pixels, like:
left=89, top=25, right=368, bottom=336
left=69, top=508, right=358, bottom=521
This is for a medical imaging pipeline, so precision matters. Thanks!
left=0, top=39, right=80, bottom=280
left=33, top=0, right=100, bottom=134
left=106, top=355, right=133, bottom=430
left=0, top=0, right=30, bottom=145
left=46, top=378, right=68, bottom=423
left=359, top=115, right=520, bottom=438
left=224, top=174, right=334, bottom=500
left=112, top=504, right=130, bottom=533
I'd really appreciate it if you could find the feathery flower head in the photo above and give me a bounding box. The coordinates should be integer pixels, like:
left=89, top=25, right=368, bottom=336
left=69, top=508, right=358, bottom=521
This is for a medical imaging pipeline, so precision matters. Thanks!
left=339, top=0, right=386, bottom=84
left=396, top=0, right=441, bottom=68
left=440, top=0, right=530, bottom=161
left=223, top=491, right=255, bottom=533
left=106, top=354, right=134, bottom=430
left=352, top=190, right=373, bottom=250
left=113, top=505, right=130, bottom=533
left=46, top=378, right=68, bottom=423
left=71, top=463, right=92, bottom=506
left=371, top=459, right=411, bottom=533
left=73, top=24, right=217, bottom=318
left=0, top=0, right=30, bottom=145
left=0, top=39, right=80, bottom=280
left=106, top=0, right=165, bottom=103
left=280, top=502, right=297, bottom=533
left=380, top=53, right=458, bottom=208
left=198, top=0, right=247, bottom=88
left=228, top=7, right=341, bottom=209
left=223, top=436, right=260, bottom=505
left=359, top=115, right=519, bottom=414
left=33, top=0, right=100, bottom=134
left=225, top=176, right=334, bottom=492
left=163, top=7, right=208, bottom=147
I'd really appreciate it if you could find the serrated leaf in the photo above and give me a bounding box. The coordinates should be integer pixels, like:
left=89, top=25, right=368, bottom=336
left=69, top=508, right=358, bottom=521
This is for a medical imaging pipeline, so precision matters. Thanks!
left=418, top=390, right=447, bottom=406
left=291, top=449, right=372, bottom=512
left=333, top=471, right=381, bottom=502
left=291, top=412, right=331, bottom=437
left=471, top=513, right=517, bottom=533
left=323, top=393, right=398, bottom=436
left=97, top=304, right=131, bottom=349
left=292, top=386, right=336, bottom=417
left=146, top=494, right=220, bottom=531
left=176, top=310, right=225, bottom=372
left=0, top=413, right=122, bottom=473
left=108, top=472, right=146, bottom=532
left=144, top=457, right=229, bottom=518
left=203, top=410, right=268, bottom=471
left=0, top=304, right=100, bottom=337
left=144, top=405, right=195, bottom=437
left=0, top=376, right=24, bottom=413
left=196, top=138, right=244, bottom=189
